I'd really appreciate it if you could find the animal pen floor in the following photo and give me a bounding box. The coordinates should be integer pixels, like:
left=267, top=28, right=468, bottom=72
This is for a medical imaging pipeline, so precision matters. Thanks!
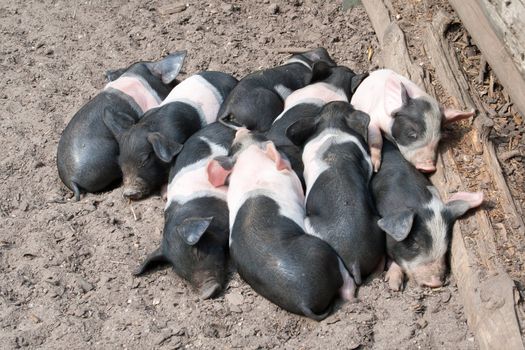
left=0, top=0, right=523, bottom=349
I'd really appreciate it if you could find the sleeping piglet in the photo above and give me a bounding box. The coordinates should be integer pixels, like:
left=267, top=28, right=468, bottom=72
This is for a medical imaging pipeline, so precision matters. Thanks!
left=134, top=122, right=235, bottom=299
left=104, top=71, right=238, bottom=200
left=350, top=69, right=474, bottom=173
left=207, top=129, right=354, bottom=320
left=57, top=51, right=186, bottom=200
left=371, top=140, right=483, bottom=290
left=217, top=47, right=336, bottom=132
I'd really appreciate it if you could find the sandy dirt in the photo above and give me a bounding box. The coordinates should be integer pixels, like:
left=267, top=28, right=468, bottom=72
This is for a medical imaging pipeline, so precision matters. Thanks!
left=0, top=0, right=493, bottom=348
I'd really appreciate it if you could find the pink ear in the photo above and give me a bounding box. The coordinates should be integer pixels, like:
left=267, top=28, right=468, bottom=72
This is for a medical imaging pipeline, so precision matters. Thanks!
left=383, top=74, right=404, bottom=117
left=265, top=142, right=291, bottom=171
left=447, top=191, right=484, bottom=208
left=443, top=108, right=475, bottom=124
left=206, top=159, right=232, bottom=187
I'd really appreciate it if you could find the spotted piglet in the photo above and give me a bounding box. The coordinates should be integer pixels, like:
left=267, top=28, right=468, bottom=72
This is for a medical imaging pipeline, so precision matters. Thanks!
left=207, top=129, right=353, bottom=320
left=286, top=101, right=385, bottom=298
left=371, top=140, right=483, bottom=290
left=134, top=122, right=235, bottom=299
left=57, top=51, right=186, bottom=200
left=218, top=47, right=336, bottom=132
left=104, top=71, right=238, bottom=200
left=351, top=69, right=475, bottom=173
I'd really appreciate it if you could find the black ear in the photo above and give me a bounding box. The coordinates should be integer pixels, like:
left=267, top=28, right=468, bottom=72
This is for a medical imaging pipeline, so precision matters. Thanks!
left=103, top=109, right=136, bottom=140
left=147, top=132, right=183, bottom=163
left=310, top=61, right=333, bottom=84
left=299, top=47, right=336, bottom=66
left=350, top=72, right=369, bottom=94
left=345, top=110, right=370, bottom=142
left=285, top=117, right=319, bottom=147
left=446, top=200, right=472, bottom=221
left=147, top=50, right=187, bottom=84
left=133, top=247, right=167, bottom=276
left=105, top=68, right=127, bottom=82
left=400, top=82, right=411, bottom=106
left=177, top=217, right=214, bottom=246
left=377, top=210, right=415, bottom=242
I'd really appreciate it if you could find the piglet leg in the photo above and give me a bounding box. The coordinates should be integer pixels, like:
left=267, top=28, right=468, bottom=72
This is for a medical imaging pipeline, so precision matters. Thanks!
left=368, top=123, right=383, bottom=172
left=385, top=260, right=404, bottom=291
left=338, top=258, right=357, bottom=301
left=161, top=184, right=168, bottom=201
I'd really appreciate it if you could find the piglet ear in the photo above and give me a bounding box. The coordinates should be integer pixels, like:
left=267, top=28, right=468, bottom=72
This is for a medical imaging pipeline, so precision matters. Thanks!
left=350, top=72, right=369, bottom=94
left=147, top=132, right=183, bottom=163
left=105, top=68, right=127, bottom=82
left=345, top=110, right=370, bottom=142
left=285, top=117, right=318, bottom=147
left=148, top=50, right=187, bottom=84
left=177, top=217, right=214, bottom=246
left=384, top=74, right=410, bottom=117
left=264, top=142, right=291, bottom=171
left=377, top=210, right=415, bottom=242
left=443, top=108, right=475, bottom=124
left=310, top=61, right=333, bottom=84
left=103, top=109, right=136, bottom=141
left=206, top=156, right=233, bottom=187
left=446, top=191, right=484, bottom=220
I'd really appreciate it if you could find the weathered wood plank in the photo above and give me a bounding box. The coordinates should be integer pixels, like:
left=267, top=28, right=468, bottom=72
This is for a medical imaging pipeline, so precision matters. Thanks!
left=424, top=11, right=525, bottom=238
left=449, top=0, right=525, bottom=118
left=361, top=1, right=524, bottom=349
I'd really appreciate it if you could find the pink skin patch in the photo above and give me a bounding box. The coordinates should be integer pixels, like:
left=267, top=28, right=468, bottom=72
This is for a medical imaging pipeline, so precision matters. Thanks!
left=105, top=76, right=161, bottom=113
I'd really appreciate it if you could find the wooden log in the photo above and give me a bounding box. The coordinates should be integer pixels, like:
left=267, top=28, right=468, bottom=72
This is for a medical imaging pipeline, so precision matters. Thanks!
left=448, top=0, right=525, bottom=119
left=424, top=11, right=525, bottom=237
left=361, top=1, right=524, bottom=349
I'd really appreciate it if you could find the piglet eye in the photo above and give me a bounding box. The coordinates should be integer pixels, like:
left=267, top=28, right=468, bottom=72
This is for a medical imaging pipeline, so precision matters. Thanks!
left=407, top=130, right=418, bottom=140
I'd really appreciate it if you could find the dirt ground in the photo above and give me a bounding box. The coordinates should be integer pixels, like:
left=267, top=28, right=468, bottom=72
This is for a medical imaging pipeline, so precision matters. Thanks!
left=2, top=0, right=518, bottom=348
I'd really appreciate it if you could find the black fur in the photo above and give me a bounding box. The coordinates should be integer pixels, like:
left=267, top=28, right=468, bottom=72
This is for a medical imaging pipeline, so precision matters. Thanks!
left=231, top=196, right=343, bottom=320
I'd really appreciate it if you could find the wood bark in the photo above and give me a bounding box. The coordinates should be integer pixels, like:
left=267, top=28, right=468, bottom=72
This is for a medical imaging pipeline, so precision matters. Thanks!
left=449, top=0, right=525, bottom=119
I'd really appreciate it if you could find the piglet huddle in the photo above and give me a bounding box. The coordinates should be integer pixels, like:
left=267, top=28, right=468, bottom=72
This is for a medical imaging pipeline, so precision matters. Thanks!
left=57, top=48, right=483, bottom=320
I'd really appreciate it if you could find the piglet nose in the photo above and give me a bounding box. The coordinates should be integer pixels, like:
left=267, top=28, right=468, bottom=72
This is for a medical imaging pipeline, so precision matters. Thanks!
left=421, top=276, right=443, bottom=288
left=123, top=187, right=142, bottom=200
left=415, top=163, right=436, bottom=173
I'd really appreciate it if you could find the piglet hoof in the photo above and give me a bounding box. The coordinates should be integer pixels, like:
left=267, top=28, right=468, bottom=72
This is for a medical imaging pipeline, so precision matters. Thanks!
left=385, top=265, right=404, bottom=291
left=161, top=184, right=168, bottom=201
left=199, top=282, right=222, bottom=300
left=371, top=150, right=381, bottom=172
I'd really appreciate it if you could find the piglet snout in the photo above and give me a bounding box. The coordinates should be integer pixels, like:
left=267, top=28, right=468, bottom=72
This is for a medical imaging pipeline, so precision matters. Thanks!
left=123, top=187, right=143, bottom=200
left=415, top=162, right=436, bottom=173
left=420, top=275, right=443, bottom=288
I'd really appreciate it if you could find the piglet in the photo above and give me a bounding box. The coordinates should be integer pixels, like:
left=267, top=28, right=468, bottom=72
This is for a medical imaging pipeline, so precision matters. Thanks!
left=104, top=71, right=238, bottom=200
left=134, top=122, right=235, bottom=299
left=57, top=51, right=186, bottom=200
left=350, top=69, right=475, bottom=172
left=218, top=47, right=336, bottom=132
left=371, top=139, right=483, bottom=290
left=207, top=129, right=353, bottom=320
left=286, top=101, right=385, bottom=298
left=266, top=63, right=368, bottom=185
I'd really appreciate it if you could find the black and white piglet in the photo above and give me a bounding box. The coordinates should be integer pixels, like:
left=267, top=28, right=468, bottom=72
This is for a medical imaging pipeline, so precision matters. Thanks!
left=207, top=129, right=353, bottom=320
left=104, top=71, right=238, bottom=200
left=218, top=47, right=336, bottom=132
left=57, top=51, right=186, bottom=200
left=287, top=101, right=385, bottom=298
left=134, top=122, right=235, bottom=299
left=371, top=139, right=483, bottom=290
left=266, top=63, right=368, bottom=185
